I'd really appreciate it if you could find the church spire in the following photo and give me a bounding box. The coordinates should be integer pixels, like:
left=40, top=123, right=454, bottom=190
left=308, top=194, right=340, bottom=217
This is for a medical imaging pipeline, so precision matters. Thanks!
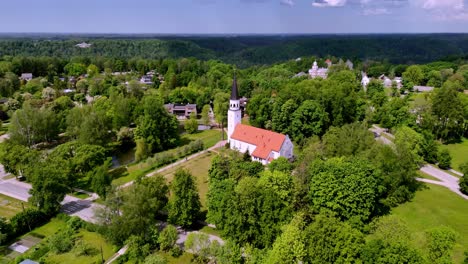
left=231, top=72, right=240, bottom=100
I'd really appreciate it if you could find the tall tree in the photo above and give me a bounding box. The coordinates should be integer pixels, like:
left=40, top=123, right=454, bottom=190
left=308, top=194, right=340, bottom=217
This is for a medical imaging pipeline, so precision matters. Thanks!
left=168, top=169, right=201, bottom=227
left=431, top=83, right=465, bottom=142
left=134, top=95, right=179, bottom=153
left=308, top=157, right=381, bottom=224
left=9, top=103, right=59, bottom=147
left=291, top=100, right=328, bottom=144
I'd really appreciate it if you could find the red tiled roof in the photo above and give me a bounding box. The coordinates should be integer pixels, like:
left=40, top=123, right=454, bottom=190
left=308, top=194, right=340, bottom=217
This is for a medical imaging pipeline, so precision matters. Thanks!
left=231, top=124, right=286, bottom=160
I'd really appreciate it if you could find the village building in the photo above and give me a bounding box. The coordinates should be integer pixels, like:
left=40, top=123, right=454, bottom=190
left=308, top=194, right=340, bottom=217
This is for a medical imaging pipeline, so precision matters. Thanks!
left=346, top=59, right=354, bottom=70
left=139, top=75, right=153, bottom=85
left=227, top=75, right=293, bottom=165
left=164, top=103, right=197, bottom=119
left=20, top=73, right=33, bottom=81
left=75, top=42, right=92, bottom=48
left=308, top=61, right=329, bottom=79
left=413, top=86, right=434, bottom=92
left=361, top=72, right=370, bottom=88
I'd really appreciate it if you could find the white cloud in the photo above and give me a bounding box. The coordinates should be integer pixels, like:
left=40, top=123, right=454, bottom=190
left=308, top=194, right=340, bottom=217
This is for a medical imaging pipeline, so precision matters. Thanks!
left=312, top=0, right=347, bottom=7
left=413, top=0, right=468, bottom=20
left=363, top=7, right=391, bottom=14
left=419, top=0, right=463, bottom=10
left=280, top=0, right=295, bottom=6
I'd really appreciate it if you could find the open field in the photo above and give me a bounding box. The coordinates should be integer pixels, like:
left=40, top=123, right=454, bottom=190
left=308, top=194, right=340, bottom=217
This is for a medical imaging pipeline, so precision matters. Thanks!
left=0, top=193, right=27, bottom=219
left=159, top=151, right=215, bottom=208
left=1, top=217, right=116, bottom=264
left=409, top=92, right=431, bottom=109
left=440, top=138, right=468, bottom=171
left=183, top=129, right=225, bottom=149
left=112, top=129, right=224, bottom=186
left=391, top=184, right=468, bottom=263
left=44, top=230, right=116, bottom=264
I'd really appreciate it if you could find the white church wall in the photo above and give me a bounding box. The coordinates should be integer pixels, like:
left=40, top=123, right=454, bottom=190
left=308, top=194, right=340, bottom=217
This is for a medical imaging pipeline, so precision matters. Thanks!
left=230, top=139, right=257, bottom=155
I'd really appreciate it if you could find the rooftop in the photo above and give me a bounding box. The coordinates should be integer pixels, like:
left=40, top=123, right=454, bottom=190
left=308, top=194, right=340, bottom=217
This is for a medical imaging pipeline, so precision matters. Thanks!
left=231, top=124, right=286, bottom=159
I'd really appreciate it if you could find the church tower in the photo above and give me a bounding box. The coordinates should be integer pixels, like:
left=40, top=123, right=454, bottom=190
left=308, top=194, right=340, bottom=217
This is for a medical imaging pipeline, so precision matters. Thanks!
left=227, top=73, right=241, bottom=142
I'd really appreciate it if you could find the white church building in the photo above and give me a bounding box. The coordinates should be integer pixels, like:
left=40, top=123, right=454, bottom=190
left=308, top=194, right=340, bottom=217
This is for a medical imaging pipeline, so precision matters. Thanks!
left=227, top=76, right=294, bottom=165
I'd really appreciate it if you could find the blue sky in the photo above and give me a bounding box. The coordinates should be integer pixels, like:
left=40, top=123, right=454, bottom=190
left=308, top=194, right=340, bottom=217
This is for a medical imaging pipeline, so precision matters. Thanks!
left=1, top=0, right=468, bottom=33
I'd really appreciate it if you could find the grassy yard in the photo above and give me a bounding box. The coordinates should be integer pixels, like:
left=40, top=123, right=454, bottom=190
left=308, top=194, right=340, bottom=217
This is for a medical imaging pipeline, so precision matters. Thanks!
left=440, top=138, right=468, bottom=171
left=391, top=184, right=468, bottom=263
left=45, top=230, right=116, bottom=264
left=0, top=194, right=27, bottom=219
left=183, top=129, right=225, bottom=149
left=159, top=151, right=215, bottom=209
left=409, top=92, right=431, bottom=109
left=112, top=129, right=224, bottom=186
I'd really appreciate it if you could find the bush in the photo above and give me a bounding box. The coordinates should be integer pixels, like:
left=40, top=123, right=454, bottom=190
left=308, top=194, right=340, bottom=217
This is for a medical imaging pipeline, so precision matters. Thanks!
left=10, top=209, right=48, bottom=236
left=170, top=246, right=183, bottom=257
left=48, top=228, right=74, bottom=253
left=438, top=149, right=452, bottom=169
left=27, top=244, right=50, bottom=260
left=459, top=162, right=468, bottom=195
left=74, top=239, right=98, bottom=256
left=158, top=225, right=178, bottom=251
left=67, top=216, right=84, bottom=231
left=0, top=217, right=13, bottom=245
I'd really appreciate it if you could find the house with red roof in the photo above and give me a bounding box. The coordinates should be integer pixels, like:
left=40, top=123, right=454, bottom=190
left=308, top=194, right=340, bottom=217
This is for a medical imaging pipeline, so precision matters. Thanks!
left=227, top=75, right=293, bottom=165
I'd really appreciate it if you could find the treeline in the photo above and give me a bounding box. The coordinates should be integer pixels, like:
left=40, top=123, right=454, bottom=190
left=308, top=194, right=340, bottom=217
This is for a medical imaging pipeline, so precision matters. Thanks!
left=2, top=34, right=468, bottom=66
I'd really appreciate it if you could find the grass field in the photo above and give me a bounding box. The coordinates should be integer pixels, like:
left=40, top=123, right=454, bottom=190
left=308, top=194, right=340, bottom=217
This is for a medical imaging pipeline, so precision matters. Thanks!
left=183, top=129, right=225, bottom=149
left=440, top=138, right=468, bottom=171
left=45, top=230, right=116, bottom=264
left=112, top=129, right=224, bottom=186
left=391, top=184, right=468, bottom=263
left=0, top=194, right=27, bottom=219
left=409, top=92, right=431, bottom=109
left=159, top=151, right=215, bottom=208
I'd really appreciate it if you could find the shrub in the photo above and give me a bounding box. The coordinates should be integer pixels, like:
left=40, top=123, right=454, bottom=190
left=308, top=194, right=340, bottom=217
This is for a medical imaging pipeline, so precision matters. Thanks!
left=0, top=217, right=13, bottom=245
left=158, top=225, right=178, bottom=251
left=459, top=161, right=468, bottom=195
left=67, top=216, right=84, bottom=231
left=437, top=149, right=452, bottom=169
left=10, top=209, right=48, bottom=236
left=48, top=228, right=74, bottom=253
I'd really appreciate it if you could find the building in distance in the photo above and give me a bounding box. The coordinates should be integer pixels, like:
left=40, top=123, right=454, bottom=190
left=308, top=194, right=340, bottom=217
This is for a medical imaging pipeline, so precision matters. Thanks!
left=227, top=75, right=293, bottom=165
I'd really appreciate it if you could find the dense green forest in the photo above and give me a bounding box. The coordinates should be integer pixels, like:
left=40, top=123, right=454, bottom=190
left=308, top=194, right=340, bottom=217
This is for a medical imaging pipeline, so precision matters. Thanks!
left=2, top=34, right=468, bottom=66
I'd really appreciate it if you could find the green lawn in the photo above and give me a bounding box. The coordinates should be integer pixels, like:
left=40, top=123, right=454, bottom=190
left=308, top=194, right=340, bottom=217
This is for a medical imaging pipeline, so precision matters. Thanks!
left=0, top=194, right=27, bottom=219
left=45, top=230, right=116, bottom=264
left=391, top=184, right=468, bottom=263
left=409, top=92, right=431, bottom=109
left=28, top=217, right=67, bottom=238
left=159, top=151, right=215, bottom=209
left=113, top=129, right=224, bottom=186
left=440, top=138, right=468, bottom=171
left=183, top=129, right=225, bottom=149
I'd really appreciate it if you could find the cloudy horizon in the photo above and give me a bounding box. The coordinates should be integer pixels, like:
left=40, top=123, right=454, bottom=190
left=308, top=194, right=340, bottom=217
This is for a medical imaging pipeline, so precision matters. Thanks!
left=1, top=0, right=467, bottom=33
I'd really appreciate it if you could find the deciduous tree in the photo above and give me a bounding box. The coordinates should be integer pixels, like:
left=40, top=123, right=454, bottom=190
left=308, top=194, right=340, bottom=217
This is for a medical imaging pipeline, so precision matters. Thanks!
left=168, top=169, right=201, bottom=227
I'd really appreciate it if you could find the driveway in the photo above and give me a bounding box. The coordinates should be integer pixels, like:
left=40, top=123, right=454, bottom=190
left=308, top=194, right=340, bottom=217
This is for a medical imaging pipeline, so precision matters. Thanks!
left=419, top=165, right=468, bottom=200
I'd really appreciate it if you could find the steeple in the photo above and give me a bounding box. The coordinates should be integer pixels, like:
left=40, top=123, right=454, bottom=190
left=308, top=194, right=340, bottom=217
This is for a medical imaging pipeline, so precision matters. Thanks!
left=231, top=72, right=240, bottom=100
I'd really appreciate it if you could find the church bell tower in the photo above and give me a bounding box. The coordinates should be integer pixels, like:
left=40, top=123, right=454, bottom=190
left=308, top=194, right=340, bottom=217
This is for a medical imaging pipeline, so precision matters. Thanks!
left=227, top=73, right=241, bottom=142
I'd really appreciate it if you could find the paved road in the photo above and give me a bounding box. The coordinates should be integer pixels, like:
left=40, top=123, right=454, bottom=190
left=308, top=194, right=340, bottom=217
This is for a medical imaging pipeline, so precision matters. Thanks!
left=120, top=140, right=227, bottom=189
left=370, top=125, right=467, bottom=199
left=420, top=165, right=468, bottom=200
left=0, top=175, right=101, bottom=222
